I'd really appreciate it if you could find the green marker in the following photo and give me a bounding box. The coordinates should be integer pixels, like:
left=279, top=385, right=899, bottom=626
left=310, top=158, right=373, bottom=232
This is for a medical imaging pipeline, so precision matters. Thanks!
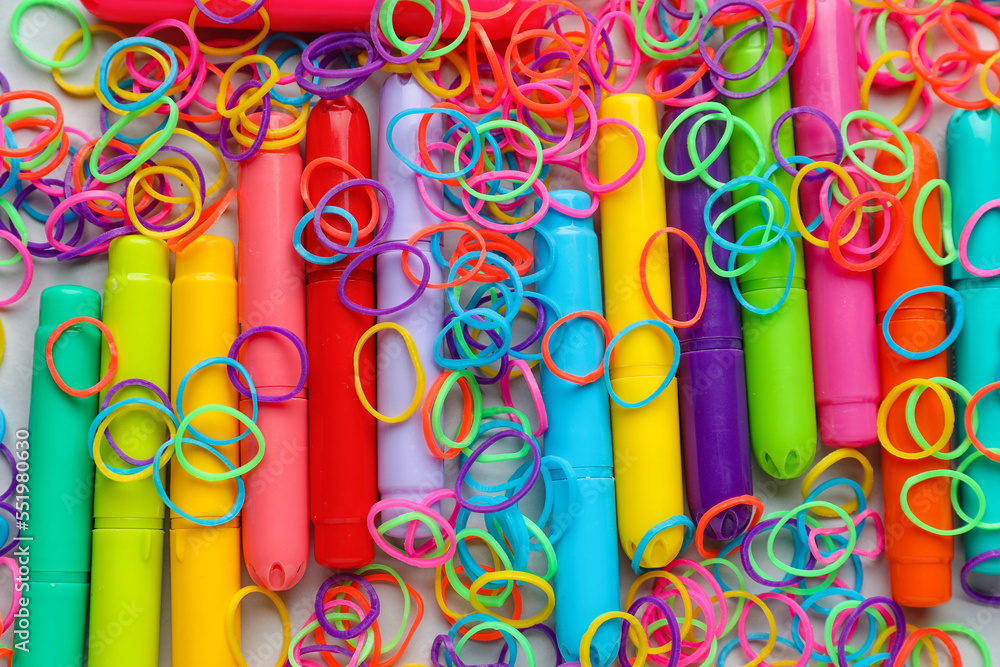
left=88, top=236, right=171, bottom=667
left=17, top=286, right=103, bottom=667
left=722, top=21, right=816, bottom=478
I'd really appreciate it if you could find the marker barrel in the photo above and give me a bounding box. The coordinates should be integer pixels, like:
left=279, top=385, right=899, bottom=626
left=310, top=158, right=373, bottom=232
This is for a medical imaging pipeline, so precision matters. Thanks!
left=237, top=112, right=310, bottom=590
left=19, top=285, right=102, bottom=667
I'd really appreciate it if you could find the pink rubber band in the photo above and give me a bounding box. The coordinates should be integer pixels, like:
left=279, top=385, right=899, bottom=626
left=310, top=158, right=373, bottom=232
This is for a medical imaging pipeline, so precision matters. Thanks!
left=0, top=230, right=33, bottom=307
left=958, top=198, right=1000, bottom=277
left=500, top=358, right=548, bottom=439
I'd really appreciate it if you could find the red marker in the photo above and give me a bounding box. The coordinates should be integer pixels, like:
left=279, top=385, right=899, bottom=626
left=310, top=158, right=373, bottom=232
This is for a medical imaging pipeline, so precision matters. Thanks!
left=303, top=97, right=377, bottom=568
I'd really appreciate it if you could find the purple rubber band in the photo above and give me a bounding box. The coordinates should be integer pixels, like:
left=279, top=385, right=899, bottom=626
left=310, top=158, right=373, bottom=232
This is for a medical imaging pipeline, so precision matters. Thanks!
left=0, top=501, right=18, bottom=556
left=771, top=106, right=845, bottom=179
left=297, top=33, right=384, bottom=98
left=227, top=325, right=308, bottom=403
left=300, top=645, right=370, bottom=667
left=312, top=178, right=393, bottom=254
left=442, top=312, right=509, bottom=387
left=625, top=597, right=680, bottom=667
left=836, top=597, right=905, bottom=667
left=739, top=517, right=806, bottom=587
left=100, top=379, right=174, bottom=466
left=314, top=573, right=380, bottom=639
left=339, top=241, right=430, bottom=316
left=219, top=80, right=271, bottom=163
left=698, top=0, right=773, bottom=81
left=0, top=69, right=10, bottom=116
left=0, top=444, right=14, bottom=501
left=4, top=183, right=82, bottom=258
left=57, top=226, right=137, bottom=261
left=455, top=429, right=540, bottom=512
left=127, top=145, right=207, bottom=231
left=711, top=21, right=800, bottom=99
left=193, top=0, right=265, bottom=24
left=961, top=549, right=1000, bottom=604
left=370, top=0, right=443, bottom=64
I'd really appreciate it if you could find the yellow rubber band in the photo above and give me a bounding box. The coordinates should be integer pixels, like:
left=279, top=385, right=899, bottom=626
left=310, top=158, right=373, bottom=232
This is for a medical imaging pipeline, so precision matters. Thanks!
left=189, top=4, right=270, bottom=56
left=860, top=50, right=923, bottom=128
left=625, top=570, right=693, bottom=653
left=468, top=570, right=555, bottom=629
left=354, top=323, right=425, bottom=423
left=108, top=44, right=192, bottom=102
left=127, top=165, right=204, bottom=239
left=581, top=612, right=649, bottom=667
left=723, top=590, right=778, bottom=667
left=92, top=403, right=177, bottom=483
left=217, top=55, right=281, bottom=118
left=800, top=448, right=874, bottom=517
left=980, top=50, right=1000, bottom=107
left=409, top=50, right=471, bottom=98
left=232, top=100, right=310, bottom=149
left=790, top=160, right=863, bottom=248
left=878, top=378, right=954, bottom=460
left=226, top=586, right=291, bottom=667
left=143, top=127, right=229, bottom=198
left=53, top=24, right=127, bottom=97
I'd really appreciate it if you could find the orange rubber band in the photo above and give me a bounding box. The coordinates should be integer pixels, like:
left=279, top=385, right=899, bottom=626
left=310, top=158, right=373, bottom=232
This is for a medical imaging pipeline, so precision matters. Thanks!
left=167, top=188, right=237, bottom=253
left=827, top=191, right=905, bottom=272
left=47, top=317, right=117, bottom=398
left=422, top=371, right=476, bottom=460
left=694, top=495, right=764, bottom=559
left=404, top=222, right=486, bottom=289
left=541, top=311, right=612, bottom=386
left=435, top=563, right=524, bottom=640
left=0, top=90, right=64, bottom=158
left=641, top=227, right=706, bottom=328
left=301, top=157, right=379, bottom=242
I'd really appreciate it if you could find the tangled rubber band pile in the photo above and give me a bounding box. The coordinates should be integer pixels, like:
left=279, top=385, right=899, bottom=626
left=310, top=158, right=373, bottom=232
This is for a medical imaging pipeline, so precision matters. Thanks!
left=0, top=0, right=999, bottom=664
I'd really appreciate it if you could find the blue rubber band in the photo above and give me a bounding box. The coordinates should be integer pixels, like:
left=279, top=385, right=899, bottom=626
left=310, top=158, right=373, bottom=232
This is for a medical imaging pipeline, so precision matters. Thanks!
left=435, top=308, right=512, bottom=370
left=387, top=108, right=482, bottom=180
left=705, top=174, right=790, bottom=253
left=882, top=285, right=964, bottom=360
left=152, top=437, right=245, bottom=526
left=175, top=356, right=258, bottom=448
left=603, top=319, right=680, bottom=409
left=728, top=224, right=796, bottom=315
left=294, top=205, right=359, bottom=265
left=87, top=396, right=179, bottom=477
left=98, top=37, right=179, bottom=112
left=630, top=514, right=694, bottom=575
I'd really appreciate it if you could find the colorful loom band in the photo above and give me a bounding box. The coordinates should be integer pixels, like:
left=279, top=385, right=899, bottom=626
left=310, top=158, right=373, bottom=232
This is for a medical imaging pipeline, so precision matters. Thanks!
left=10, top=0, right=92, bottom=68
left=878, top=378, right=955, bottom=460
left=540, top=310, right=612, bottom=385
left=603, top=319, right=681, bottom=410
left=226, top=585, right=292, bottom=667
left=800, top=448, right=874, bottom=517
left=46, top=316, right=117, bottom=397
left=881, top=286, right=963, bottom=360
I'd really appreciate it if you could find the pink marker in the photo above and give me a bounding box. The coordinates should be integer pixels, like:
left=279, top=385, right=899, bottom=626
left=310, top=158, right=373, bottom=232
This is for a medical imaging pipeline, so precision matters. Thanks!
left=237, top=112, right=309, bottom=590
left=790, top=0, right=879, bottom=447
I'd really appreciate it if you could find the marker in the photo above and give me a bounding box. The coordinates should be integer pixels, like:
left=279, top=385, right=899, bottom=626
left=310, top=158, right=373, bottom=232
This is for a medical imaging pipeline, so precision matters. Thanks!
left=535, top=190, right=620, bottom=667
left=722, top=21, right=817, bottom=478
left=18, top=285, right=102, bottom=667
left=89, top=236, right=170, bottom=667
left=661, top=70, right=753, bottom=540
left=874, top=134, right=952, bottom=607
left=170, top=236, right=241, bottom=665
left=238, top=112, right=309, bottom=590
left=791, top=0, right=879, bottom=447
left=305, top=97, right=377, bottom=568
left=79, top=0, right=534, bottom=38
left=597, top=94, right=685, bottom=568
left=376, top=75, right=444, bottom=516
left=947, top=108, right=1000, bottom=578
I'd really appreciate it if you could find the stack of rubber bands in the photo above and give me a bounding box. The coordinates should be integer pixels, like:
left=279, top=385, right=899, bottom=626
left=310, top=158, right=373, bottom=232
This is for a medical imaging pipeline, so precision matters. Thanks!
left=0, top=0, right=999, bottom=664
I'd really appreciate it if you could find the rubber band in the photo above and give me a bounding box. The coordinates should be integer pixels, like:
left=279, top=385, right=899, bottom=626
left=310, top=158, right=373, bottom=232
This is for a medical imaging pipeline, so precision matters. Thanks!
left=194, top=0, right=264, bottom=24
left=0, top=91, right=64, bottom=158
left=152, top=438, right=244, bottom=526
left=455, top=429, right=540, bottom=512
left=604, top=320, right=680, bottom=409
left=175, top=356, right=256, bottom=448
left=911, top=178, right=956, bottom=266
left=642, top=228, right=706, bottom=327
left=958, top=198, right=1000, bottom=277
left=768, top=502, right=858, bottom=578
left=727, top=224, right=796, bottom=315
left=424, top=371, right=480, bottom=458
left=52, top=25, right=127, bottom=96
left=89, top=398, right=179, bottom=481
left=226, top=586, right=291, bottom=667
left=369, top=498, right=456, bottom=568
left=499, top=358, right=547, bottom=436
left=903, top=377, right=974, bottom=460
left=167, top=188, right=237, bottom=254
left=630, top=515, right=694, bottom=574
left=446, top=528, right=514, bottom=607
left=187, top=5, right=271, bottom=56
left=98, top=38, right=179, bottom=112
left=0, top=230, right=33, bottom=307
left=128, top=166, right=203, bottom=239
left=341, top=242, right=430, bottom=316
left=879, top=378, right=954, bottom=460
left=827, top=191, right=905, bottom=271
left=901, top=469, right=984, bottom=536
left=174, top=404, right=265, bottom=481
left=540, top=311, right=612, bottom=385
left=581, top=612, right=649, bottom=667
left=10, top=0, right=92, bottom=68
left=355, top=323, right=425, bottom=424
left=695, top=495, right=763, bottom=558
left=881, top=286, right=963, bottom=360
left=800, top=449, right=874, bottom=517
left=46, top=316, right=117, bottom=397
left=467, top=571, right=554, bottom=629
left=658, top=102, right=734, bottom=183
left=722, top=590, right=778, bottom=667
left=405, top=223, right=486, bottom=289
left=808, top=508, right=884, bottom=564
left=227, top=325, right=307, bottom=403
left=893, top=628, right=962, bottom=667
left=789, top=161, right=862, bottom=247
left=89, top=96, right=179, bottom=183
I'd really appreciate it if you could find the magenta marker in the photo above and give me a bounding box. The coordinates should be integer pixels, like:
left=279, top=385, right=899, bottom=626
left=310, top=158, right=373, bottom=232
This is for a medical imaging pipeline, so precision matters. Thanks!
left=376, top=75, right=444, bottom=523
left=790, top=0, right=880, bottom=447
left=662, top=69, right=753, bottom=540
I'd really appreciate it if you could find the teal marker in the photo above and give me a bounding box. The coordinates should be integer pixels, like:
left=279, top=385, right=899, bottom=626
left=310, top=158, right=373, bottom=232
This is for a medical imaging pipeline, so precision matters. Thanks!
left=947, top=108, right=1000, bottom=576
left=18, top=285, right=103, bottom=667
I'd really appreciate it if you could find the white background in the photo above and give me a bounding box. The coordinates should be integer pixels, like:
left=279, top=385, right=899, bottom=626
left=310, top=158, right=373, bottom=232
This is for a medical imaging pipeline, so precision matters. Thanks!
left=0, top=0, right=996, bottom=665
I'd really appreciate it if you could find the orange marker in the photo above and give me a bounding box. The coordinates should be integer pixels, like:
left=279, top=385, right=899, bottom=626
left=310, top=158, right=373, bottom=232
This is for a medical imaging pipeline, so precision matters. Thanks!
left=874, top=133, right=952, bottom=607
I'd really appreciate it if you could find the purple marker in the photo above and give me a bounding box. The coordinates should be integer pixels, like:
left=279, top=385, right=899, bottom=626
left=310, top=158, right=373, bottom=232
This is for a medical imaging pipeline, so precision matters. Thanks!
left=662, top=69, right=754, bottom=540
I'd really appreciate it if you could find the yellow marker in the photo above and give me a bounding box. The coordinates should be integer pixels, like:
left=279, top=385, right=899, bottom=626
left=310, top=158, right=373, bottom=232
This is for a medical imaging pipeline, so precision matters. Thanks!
left=170, top=236, right=241, bottom=667
left=597, top=94, right=685, bottom=568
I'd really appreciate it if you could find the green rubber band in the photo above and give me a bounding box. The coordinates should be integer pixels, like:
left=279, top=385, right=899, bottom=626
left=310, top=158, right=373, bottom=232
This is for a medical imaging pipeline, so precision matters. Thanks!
left=954, top=451, right=1000, bottom=530
left=10, top=0, right=91, bottom=69
left=380, top=511, right=448, bottom=557
left=841, top=110, right=913, bottom=198
left=3, top=106, right=61, bottom=169
left=704, top=217, right=762, bottom=279
left=522, top=516, right=557, bottom=581
left=446, top=527, right=514, bottom=607
left=380, top=0, right=470, bottom=59
left=766, top=501, right=857, bottom=578
left=901, top=469, right=985, bottom=536
left=456, top=621, right=536, bottom=667
left=432, top=369, right=483, bottom=451
left=462, top=406, right=532, bottom=462
left=174, top=403, right=264, bottom=481
left=875, top=11, right=917, bottom=82
left=0, top=199, right=28, bottom=267
left=687, top=113, right=765, bottom=189
left=349, top=564, right=412, bottom=652
left=929, top=624, right=991, bottom=667
left=774, top=514, right=841, bottom=597
left=454, top=119, right=543, bottom=202
left=691, top=557, right=746, bottom=637
left=904, top=376, right=973, bottom=459
left=912, top=179, right=957, bottom=266
left=90, top=96, right=179, bottom=184
left=658, top=102, right=734, bottom=183
left=631, top=0, right=706, bottom=60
